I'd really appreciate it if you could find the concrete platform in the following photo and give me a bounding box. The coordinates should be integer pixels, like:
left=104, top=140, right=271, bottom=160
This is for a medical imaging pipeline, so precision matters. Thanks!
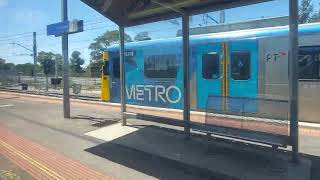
left=0, top=91, right=317, bottom=179
left=0, top=154, right=34, bottom=180
left=86, top=122, right=311, bottom=180
left=0, top=92, right=222, bottom=179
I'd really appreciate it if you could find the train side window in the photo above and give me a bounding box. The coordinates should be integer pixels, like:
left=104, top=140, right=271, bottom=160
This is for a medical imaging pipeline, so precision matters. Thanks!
left=103, top=61, right=109, bottom=76
left=299, top=47, right=320, bottom=79
left=111, top=52, right=136, bottom=79
left=299, top=54, right=314, bottom=79
left=317, top=54, right=320, bottom=78
left=202, top=52, right=220, bottom=79
left=113, top=57, right=120, bottom=78
left=144, top=54, right=177, bottom=79
left=231, top=51, right=250, bottom=80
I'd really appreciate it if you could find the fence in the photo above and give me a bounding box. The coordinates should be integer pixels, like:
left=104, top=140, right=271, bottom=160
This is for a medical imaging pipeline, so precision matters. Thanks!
left=0, top=70, right=20, bottom=86
left=0, top=75, right=101, bottom=98
left=178, top=94, right=291, bottom=147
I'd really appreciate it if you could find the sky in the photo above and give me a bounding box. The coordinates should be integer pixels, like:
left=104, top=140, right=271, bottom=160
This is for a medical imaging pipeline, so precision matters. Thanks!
left=0, top=0, right=317, bottom=66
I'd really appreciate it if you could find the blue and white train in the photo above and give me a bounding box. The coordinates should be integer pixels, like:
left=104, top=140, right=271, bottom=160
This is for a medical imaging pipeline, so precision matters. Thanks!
left=104, top=22, right=320, bottom=123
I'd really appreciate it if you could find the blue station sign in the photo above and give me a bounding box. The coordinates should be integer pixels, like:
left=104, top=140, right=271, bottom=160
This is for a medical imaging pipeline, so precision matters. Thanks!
left=47, top=20, right=83, bottom=37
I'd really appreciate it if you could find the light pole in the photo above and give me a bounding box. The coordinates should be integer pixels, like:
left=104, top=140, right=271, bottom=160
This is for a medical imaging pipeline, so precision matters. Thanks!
left=53, top=56, right=58, bottom=78
left=62, top=0, right=70, bottom=118
left=11, top=36, right=37, bottom=83
left=220, top=11, right=225, bottom=24
left=33, top=32, right=37, bottom=82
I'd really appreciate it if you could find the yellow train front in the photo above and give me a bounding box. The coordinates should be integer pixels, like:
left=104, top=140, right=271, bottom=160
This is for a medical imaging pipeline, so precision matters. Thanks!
left=100, top=52, right=110, bottom=102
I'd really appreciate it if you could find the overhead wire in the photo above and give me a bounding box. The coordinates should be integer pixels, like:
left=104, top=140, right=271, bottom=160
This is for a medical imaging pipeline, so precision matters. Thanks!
left=0, top=15, right=213, bottom=43
left=0, top=18, right=112, bottom=42
left=0, top=17, right=193, bottom=60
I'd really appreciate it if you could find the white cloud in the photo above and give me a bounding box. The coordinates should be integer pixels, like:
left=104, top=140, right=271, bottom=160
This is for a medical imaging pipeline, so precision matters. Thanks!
left=0, top=0, right=8, bottom=8
left=13, top=8, right=46, bottom=25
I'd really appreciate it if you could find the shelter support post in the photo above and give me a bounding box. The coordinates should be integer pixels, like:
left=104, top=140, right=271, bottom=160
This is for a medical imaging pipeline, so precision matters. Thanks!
left=119, top=26, right=127, bottom=126
left=182, top=13, right=191, bottom=139
left=289, top=0, right=299, bottom=163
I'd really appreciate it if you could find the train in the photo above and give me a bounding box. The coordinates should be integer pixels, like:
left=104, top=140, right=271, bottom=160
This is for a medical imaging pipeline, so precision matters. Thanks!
left=103, top=22, right=320, bottom=123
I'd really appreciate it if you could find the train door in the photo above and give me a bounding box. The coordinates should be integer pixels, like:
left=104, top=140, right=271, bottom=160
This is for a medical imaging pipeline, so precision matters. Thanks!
left=196, top=43, right=223, bottom=110
left=226, top=40, right=258, bottom=111
left=109, top=50, right=137, bottom=103
left=110, top=52, right=120, bottom=103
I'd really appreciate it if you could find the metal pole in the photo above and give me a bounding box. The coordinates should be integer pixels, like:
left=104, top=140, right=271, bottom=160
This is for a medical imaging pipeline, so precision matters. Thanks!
left=220, top=11, right=225, bottom=24
left=33, top=32, right=37, bottom=82
left=55, top=57, right=58, bottom=78
left=45, top=75, right=49, bottom=92
left=119, top=26, right=126, bottom=125
left=182, top=13, right=190, bottom=139
left=89, top=59, right=92, bottom=78
left=62, top=0, right=70, bottom=118
left=289, top=0, right=299, bottom=163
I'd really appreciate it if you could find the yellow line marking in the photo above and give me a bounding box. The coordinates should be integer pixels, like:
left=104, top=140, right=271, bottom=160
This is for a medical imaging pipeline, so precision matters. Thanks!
left=225, top=42, right=229, bottom=97
left=0, top=140, right=66, bottom=180
left=0, top=170, right=20, bottom=180
left=221, top=43, right=226, bottom=97
left=0, top=104, right=14, bottom=108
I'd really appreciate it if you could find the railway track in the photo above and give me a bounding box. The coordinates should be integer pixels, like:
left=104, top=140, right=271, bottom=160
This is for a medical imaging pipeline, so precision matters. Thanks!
left=0, top=86, right=100, bottom=102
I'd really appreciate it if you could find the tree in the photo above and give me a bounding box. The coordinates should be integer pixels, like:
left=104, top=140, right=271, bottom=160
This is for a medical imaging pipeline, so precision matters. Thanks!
left=37, top=51, right=62, bottom=91
left=310, top=11, right=320, bottom=22
left=37, top=51, right=62, bottom=76
left=89, top=30, right=132, bottom=62
left=310, top=1, right=320, bottom=23
left=134, top=31, right=151, bottom=41
left=299, top=0, right=314, bottom=24
left=298, top=0, right=320, bottom=24
left=15, top=63, right=34, bottom=76
left=0, top=57, right=5, bottom=64
left=70, top=51, right=85, bottom=76
left=0, top=63, right=14, bottom=70
left=88, top=30, right=132, bottom=77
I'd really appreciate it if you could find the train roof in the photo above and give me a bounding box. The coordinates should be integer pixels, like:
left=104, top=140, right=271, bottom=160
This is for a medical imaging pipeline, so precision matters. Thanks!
left=107, top=22, right=320, bottom=52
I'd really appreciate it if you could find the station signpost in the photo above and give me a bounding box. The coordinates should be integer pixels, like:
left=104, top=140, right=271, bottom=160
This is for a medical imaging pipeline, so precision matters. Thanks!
left=46, top=0, right=83, bottom=118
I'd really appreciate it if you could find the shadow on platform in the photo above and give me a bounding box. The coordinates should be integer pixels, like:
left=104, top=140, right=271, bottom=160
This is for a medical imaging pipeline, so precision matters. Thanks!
left=71, top=115, right=120, bottom=127
left=85, top=141, right=225, bottom=180
left=304, top=154, right=320, bottom=180
left=85, top=124, right=311, bottom=180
